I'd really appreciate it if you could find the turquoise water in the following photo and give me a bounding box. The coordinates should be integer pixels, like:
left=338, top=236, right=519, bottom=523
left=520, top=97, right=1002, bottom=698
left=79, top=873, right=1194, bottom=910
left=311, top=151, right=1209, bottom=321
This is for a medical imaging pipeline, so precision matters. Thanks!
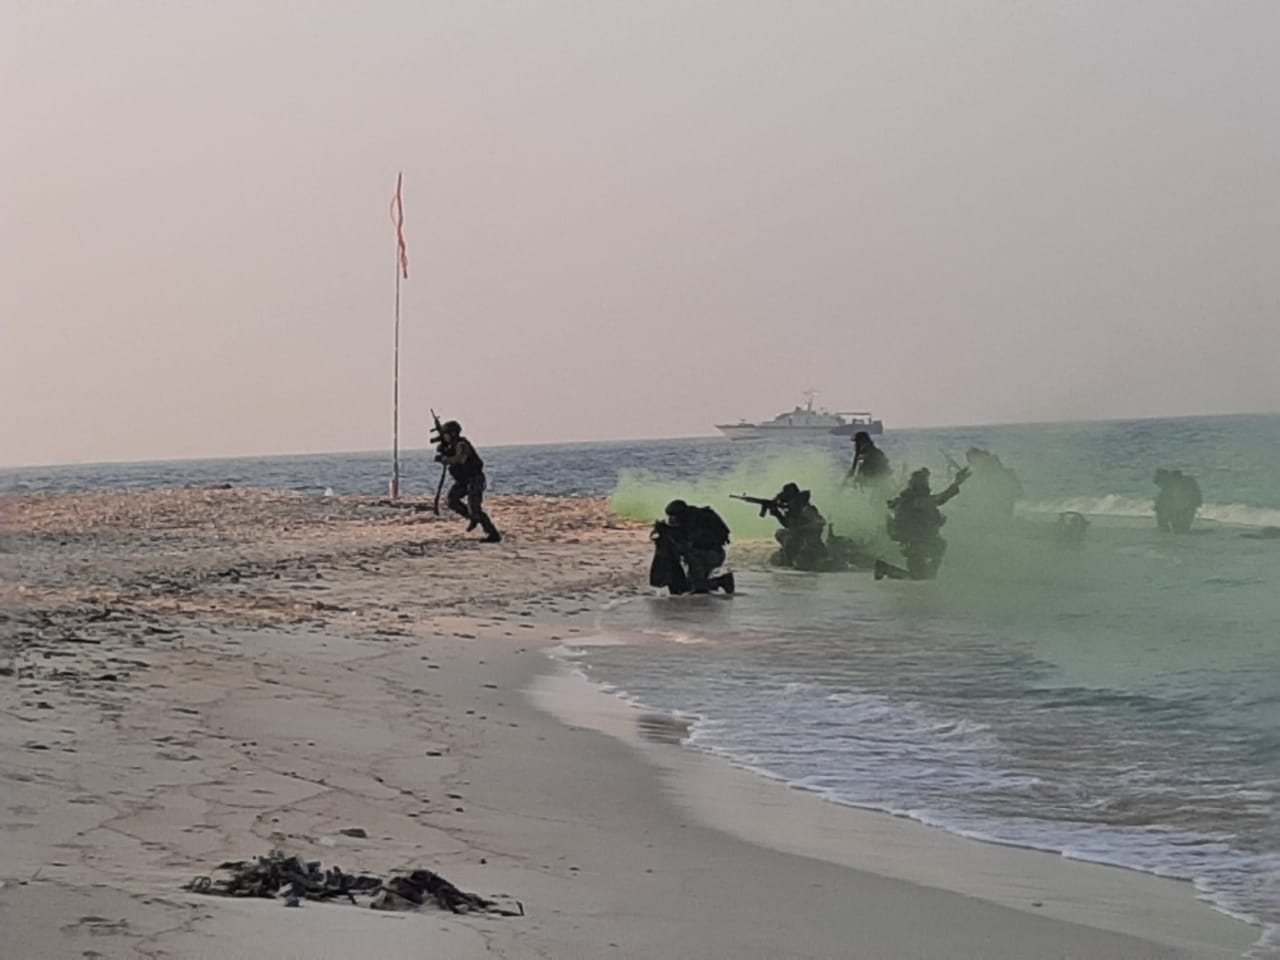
left=587, top=414, right=1280, bottom=955
left=5, top=414, right=1278, bottom=952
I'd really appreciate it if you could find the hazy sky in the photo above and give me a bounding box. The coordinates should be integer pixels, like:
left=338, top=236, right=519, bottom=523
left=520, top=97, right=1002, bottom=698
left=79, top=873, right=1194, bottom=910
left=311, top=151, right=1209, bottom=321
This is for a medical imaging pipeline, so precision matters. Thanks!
left=3, top=1, right=1278, bottom=466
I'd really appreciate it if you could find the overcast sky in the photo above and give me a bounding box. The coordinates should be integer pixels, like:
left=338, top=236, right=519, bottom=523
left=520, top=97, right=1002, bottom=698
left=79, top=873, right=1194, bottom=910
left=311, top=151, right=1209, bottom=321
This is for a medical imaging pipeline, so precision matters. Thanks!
left=3, top=1, right=1277, bottom=466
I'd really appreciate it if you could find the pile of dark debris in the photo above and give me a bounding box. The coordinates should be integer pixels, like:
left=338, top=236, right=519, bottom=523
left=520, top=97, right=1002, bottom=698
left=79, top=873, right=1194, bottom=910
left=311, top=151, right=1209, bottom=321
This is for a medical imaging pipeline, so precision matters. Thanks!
left=184, top=850, right=523, bottom=916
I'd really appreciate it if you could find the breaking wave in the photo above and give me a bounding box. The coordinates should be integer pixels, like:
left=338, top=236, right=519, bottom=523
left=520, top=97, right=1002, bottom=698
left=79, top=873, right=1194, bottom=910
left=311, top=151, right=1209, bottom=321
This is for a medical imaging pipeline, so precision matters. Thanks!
left=1020, top=496, right=1280, bottom=529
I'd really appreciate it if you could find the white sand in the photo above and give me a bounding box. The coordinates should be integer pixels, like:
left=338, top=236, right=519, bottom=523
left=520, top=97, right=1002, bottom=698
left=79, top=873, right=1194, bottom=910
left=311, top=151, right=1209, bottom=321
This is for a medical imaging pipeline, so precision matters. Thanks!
left=0, top=489, right=1261, bottom=958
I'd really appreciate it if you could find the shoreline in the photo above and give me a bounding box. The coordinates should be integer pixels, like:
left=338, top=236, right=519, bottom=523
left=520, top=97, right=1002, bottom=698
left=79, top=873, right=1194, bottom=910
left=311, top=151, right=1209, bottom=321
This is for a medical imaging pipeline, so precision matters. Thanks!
left=0, top=488, right=1265, bottom=958
left=529, top=656, right=1259, bottom=956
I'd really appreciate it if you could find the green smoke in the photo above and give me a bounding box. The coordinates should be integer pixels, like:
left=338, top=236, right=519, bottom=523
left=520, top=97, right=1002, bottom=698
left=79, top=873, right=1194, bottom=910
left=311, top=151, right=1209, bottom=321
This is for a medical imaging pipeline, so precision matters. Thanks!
left=606, top=430, right=1279, bottom=698
left=607, top=444, right=1105, bottom=591
left=609, top=448, right=896, bottom=549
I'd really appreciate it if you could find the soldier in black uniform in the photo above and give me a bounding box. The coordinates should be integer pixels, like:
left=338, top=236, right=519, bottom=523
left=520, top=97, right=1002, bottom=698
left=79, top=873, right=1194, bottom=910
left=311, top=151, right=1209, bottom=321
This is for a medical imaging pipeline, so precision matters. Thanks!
left=875, top=466, right=969, bottom=580
left=434, top=420, right=501, bottom=543
left=964, top=447, right=1023, bottom=520
left=650, top=500, right=735, bottom=595
left=845, top=431, right=892, bottom=489
left=765, top=483, right=829, bottom=570
left=1153, top=468, right=1203, bottom=533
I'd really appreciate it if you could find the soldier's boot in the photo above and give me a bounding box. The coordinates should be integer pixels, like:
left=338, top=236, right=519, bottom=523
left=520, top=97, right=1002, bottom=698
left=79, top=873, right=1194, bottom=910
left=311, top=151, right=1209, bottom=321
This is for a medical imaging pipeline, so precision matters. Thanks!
left=466, top=517, right=480, bottom=532
left=479, top=515, right=502, bottom=543
left=715, top=571, right=736, bottom=595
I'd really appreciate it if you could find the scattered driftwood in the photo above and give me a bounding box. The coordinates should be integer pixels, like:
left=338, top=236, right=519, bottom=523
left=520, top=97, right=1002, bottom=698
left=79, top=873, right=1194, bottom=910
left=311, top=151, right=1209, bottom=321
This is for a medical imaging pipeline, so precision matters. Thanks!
left=183, top=851, right=523, bottom=916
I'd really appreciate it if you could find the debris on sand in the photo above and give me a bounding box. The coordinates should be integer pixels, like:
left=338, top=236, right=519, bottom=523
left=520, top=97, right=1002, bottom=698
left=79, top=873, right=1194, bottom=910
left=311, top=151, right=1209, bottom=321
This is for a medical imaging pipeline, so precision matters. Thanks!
left=183, top=850, right=523, bottom=916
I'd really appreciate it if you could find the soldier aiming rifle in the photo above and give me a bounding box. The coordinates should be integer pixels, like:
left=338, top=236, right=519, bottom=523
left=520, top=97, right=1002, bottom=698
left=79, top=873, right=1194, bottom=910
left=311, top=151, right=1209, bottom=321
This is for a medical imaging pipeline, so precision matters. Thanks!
left=733, top=484, right=835, bottom=571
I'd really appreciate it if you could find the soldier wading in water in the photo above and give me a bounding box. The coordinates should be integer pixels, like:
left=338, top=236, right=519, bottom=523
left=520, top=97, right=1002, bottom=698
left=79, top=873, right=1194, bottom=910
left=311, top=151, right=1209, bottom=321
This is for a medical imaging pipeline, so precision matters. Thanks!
left=434, top=420, right=501, bottom=543
left=875, top=466, right=969, bottom=581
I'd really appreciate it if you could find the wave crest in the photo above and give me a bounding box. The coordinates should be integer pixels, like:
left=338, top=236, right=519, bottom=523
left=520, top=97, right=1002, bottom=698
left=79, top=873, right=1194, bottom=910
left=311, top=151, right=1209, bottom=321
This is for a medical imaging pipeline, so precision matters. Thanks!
left=1020, top=496, right=1280, bottom=529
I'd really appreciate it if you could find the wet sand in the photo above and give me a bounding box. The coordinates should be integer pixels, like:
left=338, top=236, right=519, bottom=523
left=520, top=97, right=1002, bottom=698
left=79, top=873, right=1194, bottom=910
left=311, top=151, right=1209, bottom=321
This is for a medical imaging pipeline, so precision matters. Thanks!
left=0, top=488, right=1259, bottom=958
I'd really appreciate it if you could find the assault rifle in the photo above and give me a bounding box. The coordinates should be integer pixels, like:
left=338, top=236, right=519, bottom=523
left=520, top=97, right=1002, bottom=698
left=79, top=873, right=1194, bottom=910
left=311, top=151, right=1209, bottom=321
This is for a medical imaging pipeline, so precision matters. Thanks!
left=429, top=409, right=447, bottom=450
left=730, top=493, right=779, bottom=518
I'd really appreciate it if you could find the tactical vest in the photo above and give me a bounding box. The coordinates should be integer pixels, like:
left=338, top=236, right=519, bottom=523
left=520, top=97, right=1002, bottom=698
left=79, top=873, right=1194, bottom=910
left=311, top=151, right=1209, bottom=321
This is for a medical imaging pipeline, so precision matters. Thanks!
left=892, top=496, right=944, bottom=542
left=447, top=439, right=484, bottom=482
left=857, top=448, right=890, bottom=478
left=688, top=506, right=731, bottom=550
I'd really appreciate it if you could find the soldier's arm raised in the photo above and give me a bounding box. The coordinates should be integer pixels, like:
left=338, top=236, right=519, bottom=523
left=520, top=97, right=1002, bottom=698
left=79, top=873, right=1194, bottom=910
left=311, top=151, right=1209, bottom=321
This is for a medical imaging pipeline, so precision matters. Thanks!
left=933, top=468, right=970, bottom=505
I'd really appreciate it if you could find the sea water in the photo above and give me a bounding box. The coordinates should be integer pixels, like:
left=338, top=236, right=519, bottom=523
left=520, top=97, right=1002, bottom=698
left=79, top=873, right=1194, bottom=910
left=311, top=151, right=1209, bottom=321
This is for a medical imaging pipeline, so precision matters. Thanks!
left=4, top=414, right=1278, bottom=951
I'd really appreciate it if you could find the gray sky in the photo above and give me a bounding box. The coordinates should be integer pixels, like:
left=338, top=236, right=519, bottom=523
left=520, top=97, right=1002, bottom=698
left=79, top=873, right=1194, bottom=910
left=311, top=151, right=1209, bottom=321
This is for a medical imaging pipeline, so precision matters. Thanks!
left=3, top=1, right=1278, bottom=466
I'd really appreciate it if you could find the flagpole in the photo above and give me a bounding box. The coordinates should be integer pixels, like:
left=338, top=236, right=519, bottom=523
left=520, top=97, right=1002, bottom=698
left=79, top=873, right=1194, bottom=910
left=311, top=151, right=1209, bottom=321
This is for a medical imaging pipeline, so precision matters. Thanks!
left=392, top=226, right=401, bottom=499
left=389, top=171, right=406, bottom=500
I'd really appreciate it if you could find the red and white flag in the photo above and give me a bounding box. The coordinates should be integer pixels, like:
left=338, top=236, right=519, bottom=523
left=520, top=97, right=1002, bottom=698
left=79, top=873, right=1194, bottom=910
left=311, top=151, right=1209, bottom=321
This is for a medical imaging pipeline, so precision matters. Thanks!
left=390, top=173, right=408, bottom=279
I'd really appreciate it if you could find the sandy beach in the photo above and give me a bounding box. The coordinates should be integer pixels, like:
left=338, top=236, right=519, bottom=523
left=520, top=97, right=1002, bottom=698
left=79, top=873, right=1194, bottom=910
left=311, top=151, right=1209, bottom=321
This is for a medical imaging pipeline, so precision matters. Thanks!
left=0, top=488, right=1261, bottom=959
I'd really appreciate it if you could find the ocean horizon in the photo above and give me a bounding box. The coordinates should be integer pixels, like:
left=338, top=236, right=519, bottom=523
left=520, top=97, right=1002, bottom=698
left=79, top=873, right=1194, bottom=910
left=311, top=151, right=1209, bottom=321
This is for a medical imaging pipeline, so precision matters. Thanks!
left=4, top=409, right=1276, bottom=474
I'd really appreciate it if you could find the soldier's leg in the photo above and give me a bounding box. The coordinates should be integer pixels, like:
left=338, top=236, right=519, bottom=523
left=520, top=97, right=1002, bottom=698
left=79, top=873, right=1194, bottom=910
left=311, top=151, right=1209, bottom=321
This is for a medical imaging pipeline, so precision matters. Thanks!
left=795, top=531, right=828, bottom=571
left=906, top=538, right=946, bottom=580
left=874, top=559, right=910, bottom=580
left=468, top=477, right=501, bottom=543
left=667, top=545, right=691, bottom=594
left=690, top=548, right=733, bottom=593
left=462, top=476, right=482, bottom=530
left=652, top=539, right=691, bottom=594
left=705, top=547, right=734, bottom=593
left=685, top=550, right=714, bottom=593
left=446, top=481, right=470, bottom=519
left=774, top=529, right=794, bottom=567
left=906, top=555, right=932, bottom=580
